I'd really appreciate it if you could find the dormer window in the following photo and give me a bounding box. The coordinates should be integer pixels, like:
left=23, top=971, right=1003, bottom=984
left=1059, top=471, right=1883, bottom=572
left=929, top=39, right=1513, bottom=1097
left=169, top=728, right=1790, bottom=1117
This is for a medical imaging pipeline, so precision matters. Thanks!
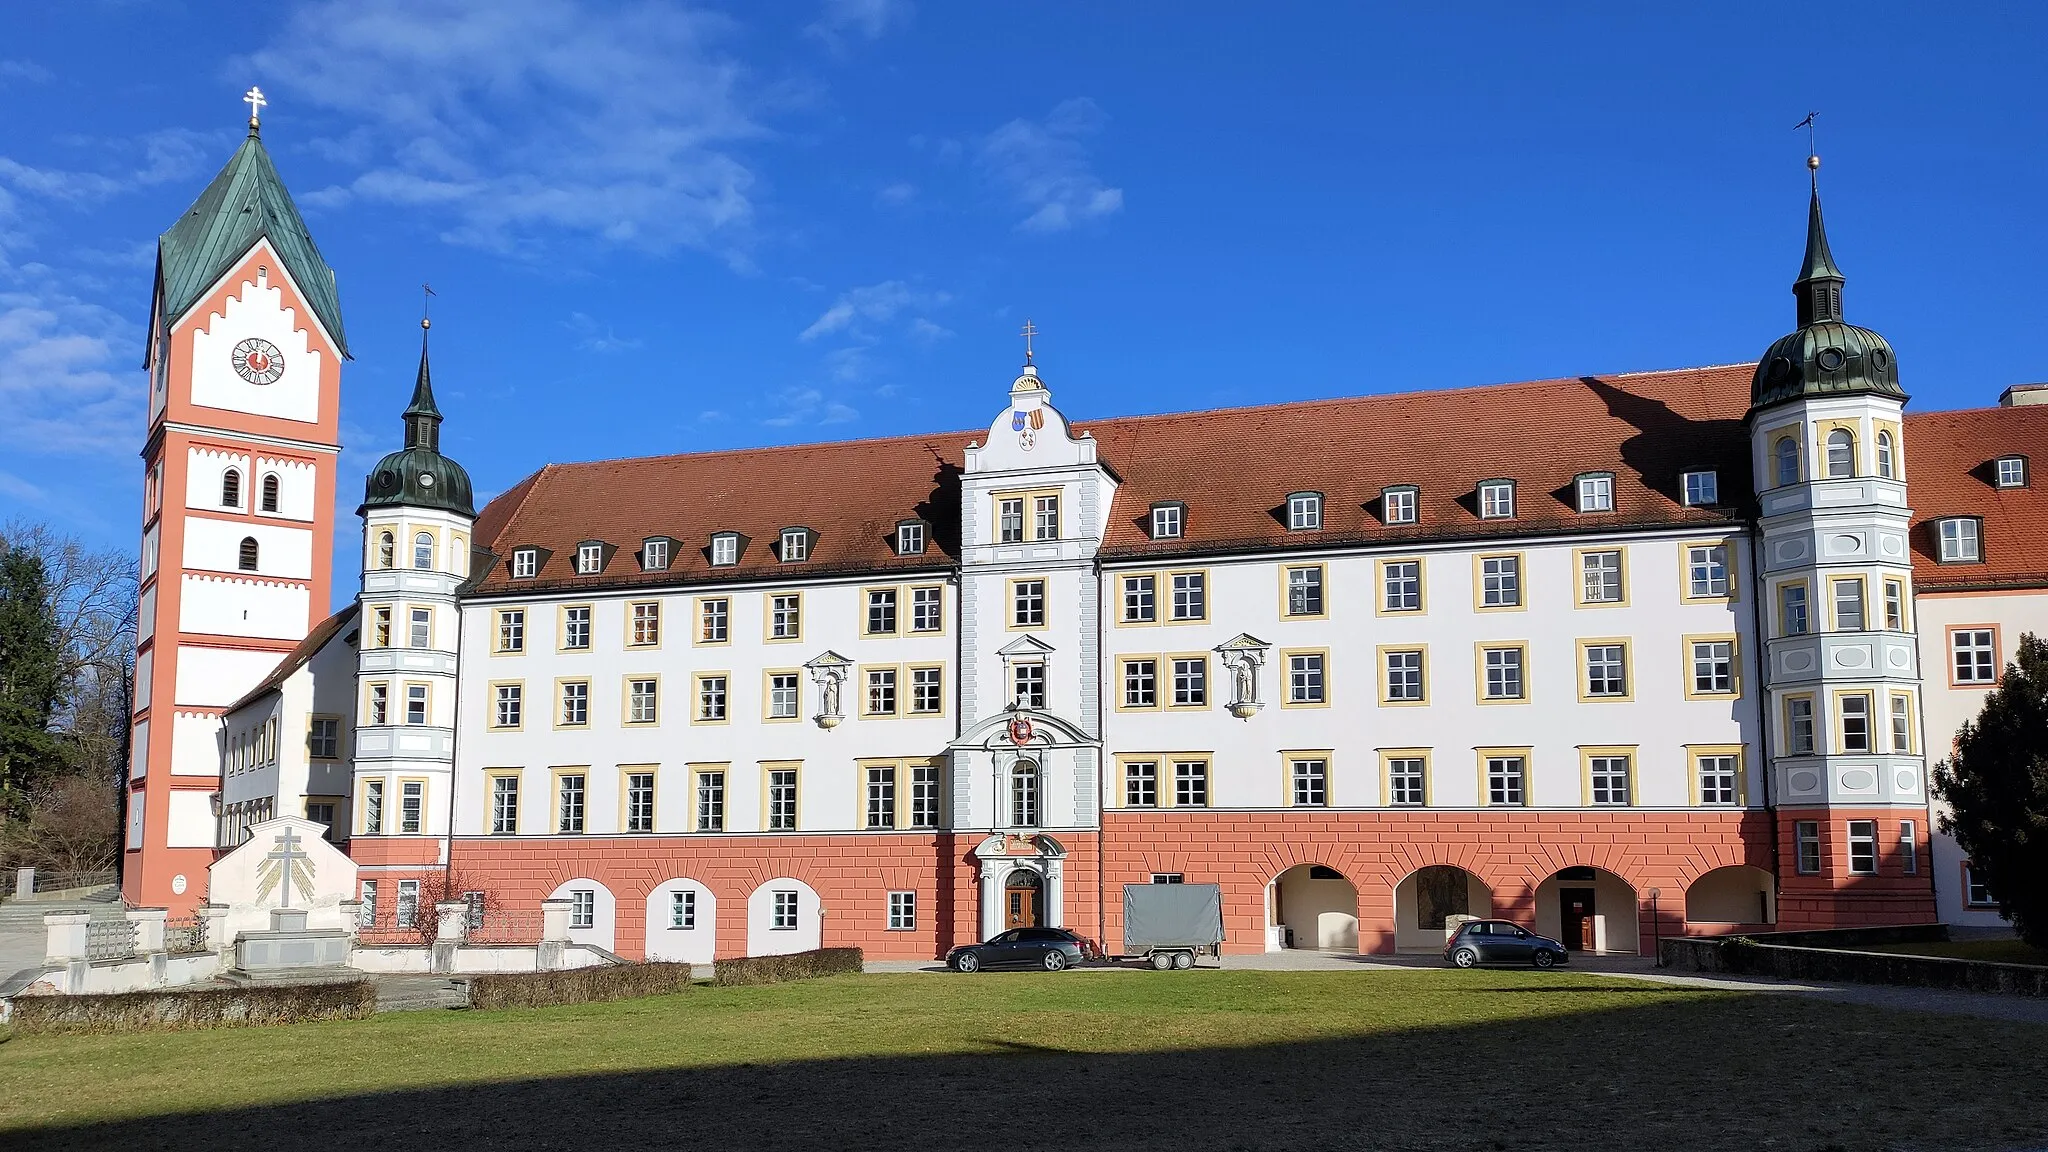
left=511, top=548, right=537, bottom=579
left=1936, top=517, right=1982, bottom=563
left=1682, top=470, right=1719, bottom=507
left=642, top=538, right=670, bottom=571
left=1478, top=481, right=1516, bottom=520
left=1381, top=486, right=1417, bottom=525
left=710, top=533, right=739, bottom=567
left=1995, top=455, right=2029, bottom=488
left=1575, top=472, right=1614, bottom=514
left=895, top=521, right=926, bottom=556
left=1285, top=492, right=1322, bottom=531
left=576, top=543, right=603, bottom=575
left=779, top=528, right=811, bottom=563
left=1149, top=503, right=1185, bottom=540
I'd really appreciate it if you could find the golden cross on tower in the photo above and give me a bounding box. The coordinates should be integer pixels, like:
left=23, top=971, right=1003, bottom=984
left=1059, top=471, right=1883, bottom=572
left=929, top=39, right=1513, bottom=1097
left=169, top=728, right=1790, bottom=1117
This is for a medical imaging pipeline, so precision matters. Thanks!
left=244, top=86, right=268, bottom=129
left=1020, top=319, right=1038, bottom=365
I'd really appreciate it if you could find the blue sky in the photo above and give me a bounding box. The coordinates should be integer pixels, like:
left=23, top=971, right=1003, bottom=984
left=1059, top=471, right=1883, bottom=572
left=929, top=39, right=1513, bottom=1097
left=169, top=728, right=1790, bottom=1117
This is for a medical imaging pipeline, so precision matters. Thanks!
left=1, top=2, right=2043, bottom=607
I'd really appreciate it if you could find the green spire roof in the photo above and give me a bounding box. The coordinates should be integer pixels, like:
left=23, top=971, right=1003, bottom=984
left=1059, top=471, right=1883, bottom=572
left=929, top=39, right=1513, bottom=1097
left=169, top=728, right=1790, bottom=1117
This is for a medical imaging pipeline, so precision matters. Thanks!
left=1796, top=187, right=1844, bottom=287
left=156, top=125, right=348, bottom=357
left=361, top=324, right=473, bottom=519
left=1750, top=178, right=1903, bottom=413
left=403, top=325, right=443, bottom=449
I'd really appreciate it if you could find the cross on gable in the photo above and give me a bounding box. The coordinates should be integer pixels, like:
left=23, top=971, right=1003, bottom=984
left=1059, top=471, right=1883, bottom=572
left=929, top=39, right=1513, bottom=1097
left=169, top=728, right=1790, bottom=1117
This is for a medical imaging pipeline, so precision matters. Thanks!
left=244, top=86, right=268, bottom=125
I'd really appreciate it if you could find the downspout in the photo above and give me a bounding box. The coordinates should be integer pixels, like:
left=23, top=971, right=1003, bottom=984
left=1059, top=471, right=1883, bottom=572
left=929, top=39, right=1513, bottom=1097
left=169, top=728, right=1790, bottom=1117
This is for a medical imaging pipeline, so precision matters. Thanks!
left=1745, top=521, right=1783, bottom=912
left=1095, top=557, right=1107, bottom=957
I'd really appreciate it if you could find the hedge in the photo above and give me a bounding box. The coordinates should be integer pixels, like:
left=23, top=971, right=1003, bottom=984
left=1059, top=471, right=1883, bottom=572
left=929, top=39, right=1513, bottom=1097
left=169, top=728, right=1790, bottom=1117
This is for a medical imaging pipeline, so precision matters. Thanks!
left=468, top=962, right=695, bottom=1011
left=713, top=947, right=863, bottom=987
left=8, top=982, right=376, bottom=1035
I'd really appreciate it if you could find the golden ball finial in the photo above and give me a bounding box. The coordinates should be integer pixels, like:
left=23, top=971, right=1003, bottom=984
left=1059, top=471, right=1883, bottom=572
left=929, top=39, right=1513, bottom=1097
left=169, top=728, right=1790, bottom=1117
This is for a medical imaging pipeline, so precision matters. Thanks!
left=421, top=317, right=431, bottom=330
left=1807, top=154, right=1820, bottom=171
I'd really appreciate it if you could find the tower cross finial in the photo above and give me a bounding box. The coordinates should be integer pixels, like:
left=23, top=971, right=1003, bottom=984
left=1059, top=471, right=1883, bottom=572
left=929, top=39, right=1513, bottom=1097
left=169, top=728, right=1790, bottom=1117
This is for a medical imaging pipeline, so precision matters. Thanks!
left=244, top=86, right=268, bottom=130
left=1020, top=318, right=1038, bottom=365
left=1795, top=111, right=1819, bottom=181
left=422, top=283, right=436, bottom=330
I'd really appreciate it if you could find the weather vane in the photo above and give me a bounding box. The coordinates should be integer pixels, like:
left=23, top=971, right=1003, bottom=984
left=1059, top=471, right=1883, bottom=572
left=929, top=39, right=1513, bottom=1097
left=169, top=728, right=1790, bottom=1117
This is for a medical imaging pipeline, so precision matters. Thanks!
left=1020, top=318, right=1038, bottom=365
left=1795, top=111, right=1819, bottom=175
left=244, top=86, right=267, bottom=130
left=422, top=283, right=436, bottom=330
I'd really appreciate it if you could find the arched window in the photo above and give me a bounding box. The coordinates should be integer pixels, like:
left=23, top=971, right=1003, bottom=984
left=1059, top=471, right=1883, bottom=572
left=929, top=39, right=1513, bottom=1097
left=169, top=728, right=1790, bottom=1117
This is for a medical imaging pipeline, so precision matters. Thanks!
left=260, top=473, right=280, bottom=513
left=377, top=531, right=395, bottom=569
left=1876, top=431, right=1895, bottom=479
left=413, top=531, right=434, bottom=571
left=1825, top=429, right=1855, bottom=478
left=221, top=468, right=241, bottom=508
left=1773, top=437, right=1799, bottom=487
left=1011, top=761, right=1039, bottom=828
left=238, top=537, right=259, bottom=571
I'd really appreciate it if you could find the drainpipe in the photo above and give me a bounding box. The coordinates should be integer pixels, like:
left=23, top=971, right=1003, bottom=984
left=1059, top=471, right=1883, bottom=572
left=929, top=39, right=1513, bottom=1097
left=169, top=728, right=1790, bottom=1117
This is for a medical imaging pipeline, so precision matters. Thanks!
left=1746, top=523, right=1784, bottom=915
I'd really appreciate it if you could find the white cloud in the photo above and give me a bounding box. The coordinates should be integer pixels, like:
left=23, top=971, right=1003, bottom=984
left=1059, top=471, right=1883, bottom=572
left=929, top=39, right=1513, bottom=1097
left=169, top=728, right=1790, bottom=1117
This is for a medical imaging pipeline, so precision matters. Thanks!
left=760, top=384, right=859, bottom=427
left=0, top=128, right=211, bottom=208
left=807, top=0, right=910, bottom=48
left=875, top=181, right=916, bottom=207
left=799, top=279, right=949, bottom=341
left=0, top=60, right=52, bottom=85
left=564, top=311, right=643, bottom=353
left=245, top=0, right=767, bottom=259
left=907, top=317, right=951, bottom=343
left=979, top=97, right=1124, bottom=233
left=0, top=288, right=138, bottom=456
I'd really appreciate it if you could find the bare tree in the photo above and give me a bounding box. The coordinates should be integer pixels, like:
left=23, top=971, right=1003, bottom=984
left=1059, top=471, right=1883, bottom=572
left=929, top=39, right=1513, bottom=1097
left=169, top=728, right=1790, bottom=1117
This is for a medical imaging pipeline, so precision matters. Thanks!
left=0, top=776, right=120, bottom=874
left=0, top=520, right=138, bottom=785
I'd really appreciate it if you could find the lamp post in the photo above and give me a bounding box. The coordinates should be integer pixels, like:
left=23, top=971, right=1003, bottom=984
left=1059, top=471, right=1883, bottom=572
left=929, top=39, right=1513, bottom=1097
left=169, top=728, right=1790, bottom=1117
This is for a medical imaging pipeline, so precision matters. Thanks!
left=1647, top=887, right=1662, bottom=967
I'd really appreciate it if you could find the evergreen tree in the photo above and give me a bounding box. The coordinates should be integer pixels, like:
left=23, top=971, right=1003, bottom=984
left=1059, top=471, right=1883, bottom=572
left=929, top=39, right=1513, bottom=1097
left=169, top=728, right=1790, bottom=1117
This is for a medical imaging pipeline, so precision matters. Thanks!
left=1932, top=632, right=2048, bottom=945
left=0, top=549, right=65, bottom=816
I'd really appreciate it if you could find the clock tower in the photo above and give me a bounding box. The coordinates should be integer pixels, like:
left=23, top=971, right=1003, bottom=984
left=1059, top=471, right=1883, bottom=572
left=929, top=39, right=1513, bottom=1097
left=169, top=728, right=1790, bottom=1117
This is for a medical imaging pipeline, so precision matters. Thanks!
left=124, top=92, right=347, bottom=911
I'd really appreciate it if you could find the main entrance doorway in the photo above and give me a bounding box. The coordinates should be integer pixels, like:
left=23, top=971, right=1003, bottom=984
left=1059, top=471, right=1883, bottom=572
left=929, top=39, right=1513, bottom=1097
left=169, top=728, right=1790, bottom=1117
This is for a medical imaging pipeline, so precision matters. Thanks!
left=1560, top=887, right=1596, bottom=951
left=1006, top=869, right=1044, bottom=929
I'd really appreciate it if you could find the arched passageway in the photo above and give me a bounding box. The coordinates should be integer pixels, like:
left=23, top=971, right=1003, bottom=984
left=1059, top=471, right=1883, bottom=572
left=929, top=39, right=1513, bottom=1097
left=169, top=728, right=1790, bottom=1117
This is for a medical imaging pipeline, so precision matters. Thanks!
left=1534, top=867, right=1639, bottom=954
left=1267, top=864, right=1358, bottom=951
left=1685, top=865, right=1776, bottom=927
left=1392, top=866, right=1492, bottom=953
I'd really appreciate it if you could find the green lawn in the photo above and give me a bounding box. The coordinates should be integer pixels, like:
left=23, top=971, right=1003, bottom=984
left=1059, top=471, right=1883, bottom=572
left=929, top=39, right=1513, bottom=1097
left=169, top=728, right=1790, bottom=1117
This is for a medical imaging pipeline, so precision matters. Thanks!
left=1859, top=938, right=2048, bottom=966
left=3, top=970, right=2046, bottom=1150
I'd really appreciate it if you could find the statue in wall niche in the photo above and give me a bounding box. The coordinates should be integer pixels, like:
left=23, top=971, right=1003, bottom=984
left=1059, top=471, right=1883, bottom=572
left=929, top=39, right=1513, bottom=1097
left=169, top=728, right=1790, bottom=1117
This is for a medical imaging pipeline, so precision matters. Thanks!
left=820, top=673, right=841, bottom=719
left=1234, top=658, right=1257, bottom=707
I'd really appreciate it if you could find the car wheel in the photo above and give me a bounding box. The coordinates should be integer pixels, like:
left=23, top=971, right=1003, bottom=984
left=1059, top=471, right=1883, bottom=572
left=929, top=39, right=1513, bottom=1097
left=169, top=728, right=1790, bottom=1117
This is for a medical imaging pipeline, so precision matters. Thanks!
left=953, top=952, right=980, bottom=973
left=1150, top=952, right=1174, bottom=971
left=1532, top=950, right=1558, bottom=969
left=1450, top=947, right=1479, bottom=969
left=1171, top=950, right=1195, bottom=970
left=1043, top=950, right=1068, bottom=972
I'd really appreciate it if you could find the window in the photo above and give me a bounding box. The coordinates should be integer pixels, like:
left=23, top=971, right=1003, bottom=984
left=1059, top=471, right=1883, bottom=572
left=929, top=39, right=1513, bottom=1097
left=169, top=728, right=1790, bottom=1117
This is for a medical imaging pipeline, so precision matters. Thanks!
left=398, top=880, right=421, bottom=929
left=259, top=473, right=280, bottom=513
left=1697, top=754, right=1737, bottom=806
left=1122, top=658, right=1158, bottom=709
left=630, top=677, right=661, bottom=724
left=362, top=780, right=384, bottom=834
left=1478, top=481, right=1515, bottom=520
left=1825, top=429, right=1855, bottom=478
left=864, top=668, right=897, bottom=717
left=1012, top=663, right=1046, bottom=710
left=643, top=538, right=669, bottom=571
left=1576, top=473, right=1613, bottom=513
left=1287, top=652, right=1326, bottom=705
left=561, top=605, right=590, bottom=650
left=1012, top=579, right=1045, bottom=628
left=221, top=468, right=241, bottom=508
left=1832, top=578, right=1865, bottom=631
left=910, top=763, right=941, bottom=827
left=1034, top=494, right=1060, bottom=540
left=238, top=537, right=259, bottom=571
left=910, top=667, right=943, bottom=714
left=768, top=673, right=801, bottom=719
left=511, top=549, right=537, bottom=579
left=1383, top=649, right=1424, bottom=703
left=1286, top=565, right=1323, bottom=617
left=367, top=683, right=389, bottom=726
left=1883, top=578, right=1905, bottom=630
left=1900, top=820, right=1918, bottom=875
left=622, top=766, right=655, bottom=828
left=1388, top=757, right=1426, bottom=806
left=1170, top=572, right=1206, bottom=621
left=1787, top=697, right=1816, bottom=755
left=490, top=775, right=518, bottom=835
left=377, top=532, right=395, bottom=569
left=1580, top=550, right=1623, bottom=604
left=493, top=683, right=523, bottom=729
left=409, top=607, right=431, bottom=649
left=631, top=601, right=661, bottom=646
left=1150, top=504, right=1183, bottom=539
left=866, top=588, right=898, bottom=635
left=1382, top=486, right=1418, bottom=524
left=556, top=773, right=585, bottom=833
left=910, top=586, right=943, bottom=632
left=1011, top=763, right=1039, bottom=826
left=1121, top=574, right=1157, bottom=623
left=896, top=521, right=926, bottom=555
left=695, top=770, right=725, bottom=832
left=1994, top=455, right=2028, bottom=488
left=1583, top=644, right=1627, bottom=698
left=1172, top=657, right=1208, bottom=707
left=1286, top=492, right=1322, bottom=531
left=767, top=768, right=797, bottom=830
left=1795, top=821, right=1821, bottom=874
left=360, top=880, right=379, bottom=926
left=309, top=718, right=339, bottom=759
left=699, top=598, right=728, bottom=644
left=671, top=890, right=697, bottom=930
left=1481, top=646, right=1524, bottom=701
left=888, top=891, right=916, bottom=930
left=1773, top=436, right=1800, bottom=486
left=559, top=680, right=588, bottom=727
left=998, top=497, right=1025, bottom=543
left=866, top=766, right=897, bottom=829
left=1937, top=517, right=1981, bottom=563
left=771, top=890, right=798, bottom=930
left=1685, top=544, right=1730, bottom=599
left=1690, top=639, right=1736, bottom=695
left=1124, top=760, right=1158, bottom=807
left=1382, top=560, right=1421, bottom=613
left=779, top=528, right=809, bottom=562
left=1174, top=760, right=1209, bottom=807
left=710, top=533, right=739, bottom=566
left=1876, top=431, right=1895, bottom=479
left=1847, top=820, right=1878, bottom=875
left=1479, top=555, right=1521, bottom=608
left=571, top=890, right=595, bottom=930
left=1485, top=756, right=1525, bottom=806
left=1291, top=758, right=1327, bottom=807
left=1840, top=693, right=1872, bottom=752
left=1780, top=583, right=1809, bottom=636
left=496, top=609, right=525, bottom=653
left=404, top=533, right=430, bottom=572
left=769, top=594, right=801, bottom=640
left=1682, top=470, right=1718, bottom=507
left=405, top=684, right=428, bottom=725
left=1588, top=755, right=1631, bottom=806
left=1952, top=629, right=1997, bottom=684
left=400, top=780, right=423, bottom=834
left=1964, top=865, right=1995, bottom=907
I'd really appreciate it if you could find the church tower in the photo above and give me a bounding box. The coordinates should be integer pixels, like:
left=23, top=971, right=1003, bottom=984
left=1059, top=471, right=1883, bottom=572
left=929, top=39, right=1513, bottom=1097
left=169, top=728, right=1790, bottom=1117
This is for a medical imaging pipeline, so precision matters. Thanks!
left=125, top=91, right=347, bottom=910
left=349, top=323, right=474, bottom=906
left=1747, top=159, right=1936, bottom=926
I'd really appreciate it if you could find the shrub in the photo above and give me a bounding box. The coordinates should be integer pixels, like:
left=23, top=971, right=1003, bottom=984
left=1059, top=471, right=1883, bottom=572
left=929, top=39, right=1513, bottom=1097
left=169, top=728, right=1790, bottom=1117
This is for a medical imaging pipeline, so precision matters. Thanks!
left=468, top=962, right=694, bottom=1011
left=713, top=947, right=863, bottom=987
left=9, top=982, right=375, bottom=1035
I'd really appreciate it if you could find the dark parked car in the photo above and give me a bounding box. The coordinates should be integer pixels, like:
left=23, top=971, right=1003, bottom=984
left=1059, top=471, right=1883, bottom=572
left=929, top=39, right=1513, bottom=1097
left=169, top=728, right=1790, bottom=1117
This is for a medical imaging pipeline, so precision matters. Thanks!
left=948, top=927, right=1099, bottom=972
left=1443, top=919, right=1568, bottom=969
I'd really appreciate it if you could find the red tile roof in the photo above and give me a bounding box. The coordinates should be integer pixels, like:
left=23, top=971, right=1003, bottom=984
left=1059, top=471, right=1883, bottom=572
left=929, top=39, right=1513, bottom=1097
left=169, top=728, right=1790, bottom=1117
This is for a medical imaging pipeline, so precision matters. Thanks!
left=1900, top=404, right=2048, bottom=592
left=228, top=603, right=360, bottom=713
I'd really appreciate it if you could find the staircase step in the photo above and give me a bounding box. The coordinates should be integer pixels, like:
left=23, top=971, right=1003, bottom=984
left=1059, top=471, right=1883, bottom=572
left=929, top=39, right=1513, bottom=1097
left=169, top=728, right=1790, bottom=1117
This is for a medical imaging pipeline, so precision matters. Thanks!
left=217, top=966, right=364, bottom=988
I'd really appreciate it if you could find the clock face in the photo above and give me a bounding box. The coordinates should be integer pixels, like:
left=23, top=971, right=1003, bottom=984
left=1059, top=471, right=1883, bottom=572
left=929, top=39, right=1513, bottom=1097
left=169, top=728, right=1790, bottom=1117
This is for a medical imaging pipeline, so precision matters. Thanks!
left=232, top=337, right=285, bottom=385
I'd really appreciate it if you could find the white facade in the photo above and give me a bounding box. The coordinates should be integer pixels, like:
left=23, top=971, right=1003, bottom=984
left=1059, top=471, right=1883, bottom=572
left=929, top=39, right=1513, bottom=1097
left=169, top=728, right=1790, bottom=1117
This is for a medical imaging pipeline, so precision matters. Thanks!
left=186, top=259, right=327, bottom=424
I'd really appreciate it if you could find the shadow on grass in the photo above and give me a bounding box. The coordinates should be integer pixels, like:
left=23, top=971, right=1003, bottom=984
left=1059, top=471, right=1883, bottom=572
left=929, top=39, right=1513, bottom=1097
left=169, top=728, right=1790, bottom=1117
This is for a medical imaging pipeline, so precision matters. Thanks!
left=10, top=992, right=2048, bottom=1152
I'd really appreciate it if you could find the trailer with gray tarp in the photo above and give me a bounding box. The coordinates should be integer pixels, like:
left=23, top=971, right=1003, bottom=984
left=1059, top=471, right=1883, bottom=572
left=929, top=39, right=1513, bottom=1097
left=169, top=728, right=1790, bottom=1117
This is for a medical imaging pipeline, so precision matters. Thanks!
left=1120, top=883, right=1225, bottom=969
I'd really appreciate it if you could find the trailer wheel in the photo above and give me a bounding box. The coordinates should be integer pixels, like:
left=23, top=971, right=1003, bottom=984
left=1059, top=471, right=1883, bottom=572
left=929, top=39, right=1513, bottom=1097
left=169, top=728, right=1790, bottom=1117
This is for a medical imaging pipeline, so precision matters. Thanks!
left=1171, top=950, right=1195, bottom=970
left=1149, top=951, right=1173, bottom=971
